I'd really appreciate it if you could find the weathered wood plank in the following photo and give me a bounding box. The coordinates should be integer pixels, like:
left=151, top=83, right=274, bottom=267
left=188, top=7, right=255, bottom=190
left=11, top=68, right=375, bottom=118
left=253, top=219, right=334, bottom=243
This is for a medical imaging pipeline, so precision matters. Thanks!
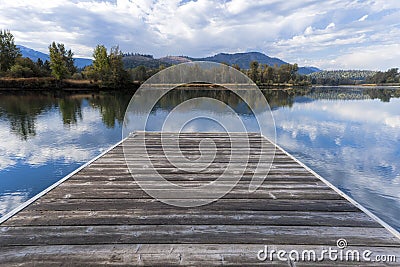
left=68, top=174, right=321, bottom=182
left=4, top=210, right=378, bottom=227
left=1, top=225, right=398, bottom=247
left=23, top=199, right=360, bottom=212
left=1, top=244, right=399, bottom=266
left=59, top=181, right=328, bottom=189
left=76, top=168, right=314, bottom=176
left=43, top=188, right=344, bottom=200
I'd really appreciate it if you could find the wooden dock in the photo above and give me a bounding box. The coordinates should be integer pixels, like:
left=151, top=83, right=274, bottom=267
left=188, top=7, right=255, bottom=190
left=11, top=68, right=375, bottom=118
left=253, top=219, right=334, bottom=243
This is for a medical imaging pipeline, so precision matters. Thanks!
left=0, top=132, right=399, bottom=266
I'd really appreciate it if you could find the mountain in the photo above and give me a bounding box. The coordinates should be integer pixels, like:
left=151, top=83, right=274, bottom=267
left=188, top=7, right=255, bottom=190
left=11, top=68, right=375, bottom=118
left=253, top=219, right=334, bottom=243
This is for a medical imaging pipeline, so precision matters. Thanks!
left=161, top=52, right=320, bottom=74
left=73, top=58, right=93, bottom=68
left=298, top=66, right=321, bottom=75
left=191, top=52, right=287, bottom=69
left=17, top=45, right=48, bottom=62
left=17, top=45, right=92, bottom=68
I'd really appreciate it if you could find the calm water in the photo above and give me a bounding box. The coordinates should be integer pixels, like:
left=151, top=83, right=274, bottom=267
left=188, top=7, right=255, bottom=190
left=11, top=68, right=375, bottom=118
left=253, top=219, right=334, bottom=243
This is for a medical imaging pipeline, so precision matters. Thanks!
left=0, top=87, right=399, bottom=231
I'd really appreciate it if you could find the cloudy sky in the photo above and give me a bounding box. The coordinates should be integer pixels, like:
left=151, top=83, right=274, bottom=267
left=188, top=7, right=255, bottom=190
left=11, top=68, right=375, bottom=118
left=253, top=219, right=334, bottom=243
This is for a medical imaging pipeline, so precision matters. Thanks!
left=0, top=0, right=399, bottom=70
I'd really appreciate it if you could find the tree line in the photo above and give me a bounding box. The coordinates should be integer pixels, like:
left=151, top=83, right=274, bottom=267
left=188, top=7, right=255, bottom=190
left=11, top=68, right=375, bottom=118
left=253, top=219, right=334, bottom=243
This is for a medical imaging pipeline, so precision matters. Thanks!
left=366, top=68, right=400, bottom=84
left=0, top=30, right=52, bottom=78
left=308, top=70, right=377, bottom=85
left=309, top=69, right=400, bottom=85
left=240, top=61, right=310, bottom=86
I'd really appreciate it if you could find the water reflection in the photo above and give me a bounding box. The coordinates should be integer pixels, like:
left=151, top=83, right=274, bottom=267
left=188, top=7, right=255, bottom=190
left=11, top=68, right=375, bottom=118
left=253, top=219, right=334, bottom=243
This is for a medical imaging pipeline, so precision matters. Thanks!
left=90, top=93, right=132, bottom=128
left=58, top=98, right=83, bottom=125
left=270, top=87, right=400, bottom=232
left=0, top=87, right=399, bottom=232
left=0, top=91, right=134, bottom=217
left=0, top=94, right=54, bottom=140
left=2, top=88, right=399, bottom=141
left=0, top=92, right=133, bottom=140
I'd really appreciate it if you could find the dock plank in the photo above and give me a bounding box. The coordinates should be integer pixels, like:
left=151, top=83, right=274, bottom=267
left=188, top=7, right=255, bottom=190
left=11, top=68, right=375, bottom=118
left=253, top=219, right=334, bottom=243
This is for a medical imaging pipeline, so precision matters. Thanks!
left=1, top=244, right=399, bottom=267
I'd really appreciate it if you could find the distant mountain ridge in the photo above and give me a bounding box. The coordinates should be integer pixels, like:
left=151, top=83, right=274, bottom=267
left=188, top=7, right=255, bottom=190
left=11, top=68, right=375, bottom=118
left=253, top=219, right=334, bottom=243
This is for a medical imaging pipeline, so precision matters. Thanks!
left=298, top=66, right=321, bottom=75
left=193, top=52, right=286, bottom=69
left=17, top=45, right=321, bottom=74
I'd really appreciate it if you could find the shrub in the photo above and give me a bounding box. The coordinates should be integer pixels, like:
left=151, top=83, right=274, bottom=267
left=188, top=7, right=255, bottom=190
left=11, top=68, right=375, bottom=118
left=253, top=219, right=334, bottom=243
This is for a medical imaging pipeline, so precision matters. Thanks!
left=8, top=64, right=34, bottom=78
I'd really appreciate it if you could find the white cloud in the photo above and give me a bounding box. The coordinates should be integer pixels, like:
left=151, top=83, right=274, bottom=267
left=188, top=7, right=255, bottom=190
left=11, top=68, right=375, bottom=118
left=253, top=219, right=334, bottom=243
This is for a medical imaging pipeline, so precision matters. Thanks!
left=304, top=26, right=314, bottom=35
left=0, top=0, right=399, bottom=69
left=0, top=192, right=29, bottom=217
left=325, top=22, right=335, bottom=30
left=329, top=44, right=400, bottom=70
left=274, top=98, right=400, bottom=227
left=358, top=14, right=368, bottom=22
left=385, top=116, right=400, bottom=128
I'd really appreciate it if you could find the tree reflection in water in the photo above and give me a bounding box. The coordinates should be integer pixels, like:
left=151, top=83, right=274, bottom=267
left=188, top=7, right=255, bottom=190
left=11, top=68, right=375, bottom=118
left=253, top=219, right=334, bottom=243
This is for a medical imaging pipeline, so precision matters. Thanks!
left=0, top=87, right=399, bottom=140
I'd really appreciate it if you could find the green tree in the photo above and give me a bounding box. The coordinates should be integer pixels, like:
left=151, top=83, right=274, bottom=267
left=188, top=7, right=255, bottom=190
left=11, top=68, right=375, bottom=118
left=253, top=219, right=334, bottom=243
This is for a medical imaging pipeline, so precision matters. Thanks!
left=37, top=58, right=43, bottom=67
left=48, top=42, right=76, bottom=80
left=264, top=66, right=275, bottom=84
left=131, top=65, right=147, bottom=82
left=87, top=45, right=129, bottom=88
left=66, top=49, right=76, bottom=75
left=106, top=46, right=129, bottom=88
left=92, top=45, right=110, bottom=81
left=249, top=61, right=260, bottom=83
left=43, top=60, right=51, bottom=72
left=277, top=64, right=296, bottom=83
left=36, top=58, right=51, bottom=77
left=0, top=30, right=21, bottom=72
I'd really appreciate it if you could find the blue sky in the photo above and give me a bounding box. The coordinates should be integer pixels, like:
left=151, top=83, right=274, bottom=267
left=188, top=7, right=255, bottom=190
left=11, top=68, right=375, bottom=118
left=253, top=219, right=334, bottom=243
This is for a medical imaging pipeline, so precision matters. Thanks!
left=0, top=0, right=399, bottom=70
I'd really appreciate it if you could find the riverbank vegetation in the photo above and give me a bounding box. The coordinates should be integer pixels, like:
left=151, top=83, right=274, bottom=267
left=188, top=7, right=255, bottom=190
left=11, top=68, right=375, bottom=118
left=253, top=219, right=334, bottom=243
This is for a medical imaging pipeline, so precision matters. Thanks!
left=309, top=69, right=400, bottom=85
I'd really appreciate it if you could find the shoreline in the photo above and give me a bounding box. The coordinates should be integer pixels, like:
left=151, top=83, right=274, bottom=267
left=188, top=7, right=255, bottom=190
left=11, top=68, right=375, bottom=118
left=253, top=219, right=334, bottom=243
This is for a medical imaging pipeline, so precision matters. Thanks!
left=0, top=77, right=140, bottom=92
left=1, top=77, right=399, bottom=91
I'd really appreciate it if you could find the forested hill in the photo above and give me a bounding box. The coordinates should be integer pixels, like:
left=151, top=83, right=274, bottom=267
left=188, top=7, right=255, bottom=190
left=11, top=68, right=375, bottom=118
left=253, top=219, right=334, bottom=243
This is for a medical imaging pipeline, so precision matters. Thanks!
left=122, top=54, right=168, bottom=69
